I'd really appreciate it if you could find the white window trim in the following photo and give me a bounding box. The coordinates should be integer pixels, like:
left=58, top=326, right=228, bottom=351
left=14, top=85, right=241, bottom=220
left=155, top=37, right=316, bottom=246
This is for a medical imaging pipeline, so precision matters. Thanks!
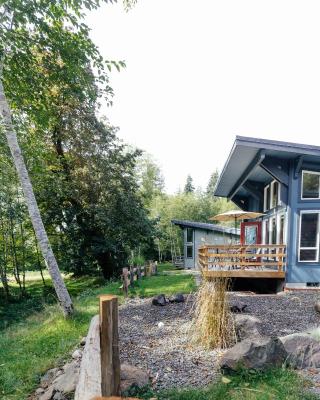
left=277, top=213, right=286, bottom=245
left=263, top=185, right=270, bottom=212
left=264, top=180, right=281, bottom=211
left=270, top=181, right=281, bottom=209
left=301, top=170, right=320, bottom=200
left=298, top=210, right=320, bottom=263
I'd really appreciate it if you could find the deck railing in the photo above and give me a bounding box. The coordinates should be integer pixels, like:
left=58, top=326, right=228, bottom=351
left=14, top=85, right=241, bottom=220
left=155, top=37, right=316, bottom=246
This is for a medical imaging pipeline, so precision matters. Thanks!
left=198, top=244, right=286, bottom=278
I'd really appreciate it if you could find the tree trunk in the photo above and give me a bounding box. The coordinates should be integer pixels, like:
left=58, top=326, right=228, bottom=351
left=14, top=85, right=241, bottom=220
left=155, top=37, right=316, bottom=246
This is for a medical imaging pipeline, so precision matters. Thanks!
left=0, top=79, right=73, bottom=317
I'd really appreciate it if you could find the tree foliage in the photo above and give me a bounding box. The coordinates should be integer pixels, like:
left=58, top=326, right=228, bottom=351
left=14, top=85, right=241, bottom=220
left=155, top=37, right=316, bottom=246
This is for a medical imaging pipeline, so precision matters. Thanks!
left=184, top=174, right=195, bottom=194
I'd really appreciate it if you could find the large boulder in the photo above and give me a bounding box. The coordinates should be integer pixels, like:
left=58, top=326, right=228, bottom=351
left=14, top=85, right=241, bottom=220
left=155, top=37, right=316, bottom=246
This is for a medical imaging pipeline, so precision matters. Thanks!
left=220, top=336, right=287, bottom=373
left=120, top=363, right=150, bottom=394
left=168, top=293, right=185, bottom=303
left=152, top=294, right=167, bottom=306
left=279, top=333, right=320, bottom=369
left=234, top=314, right=262, bottom=341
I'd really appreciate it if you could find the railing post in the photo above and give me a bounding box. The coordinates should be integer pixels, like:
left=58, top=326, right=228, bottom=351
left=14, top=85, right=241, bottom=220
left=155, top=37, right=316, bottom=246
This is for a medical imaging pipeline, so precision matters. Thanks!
left=99, top=295, right=121, bottom=397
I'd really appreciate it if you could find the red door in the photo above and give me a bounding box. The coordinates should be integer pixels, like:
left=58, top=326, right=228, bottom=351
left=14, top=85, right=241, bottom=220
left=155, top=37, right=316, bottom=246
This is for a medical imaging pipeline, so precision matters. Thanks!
left=240, top=221, right=262, bottom=245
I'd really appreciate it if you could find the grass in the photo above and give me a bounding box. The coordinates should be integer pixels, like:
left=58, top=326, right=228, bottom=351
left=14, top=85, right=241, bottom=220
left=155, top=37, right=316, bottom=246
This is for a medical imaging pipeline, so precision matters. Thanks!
left=1, top=265, right=318, bottom=400
left=0, top=263, right=195, bottom=400
left=133, top=369, right=318, bottom=400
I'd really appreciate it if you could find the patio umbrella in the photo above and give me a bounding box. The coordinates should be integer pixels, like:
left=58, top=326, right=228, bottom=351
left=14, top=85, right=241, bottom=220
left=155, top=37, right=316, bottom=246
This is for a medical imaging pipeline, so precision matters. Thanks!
left=209, top=210, right=265, bottom=232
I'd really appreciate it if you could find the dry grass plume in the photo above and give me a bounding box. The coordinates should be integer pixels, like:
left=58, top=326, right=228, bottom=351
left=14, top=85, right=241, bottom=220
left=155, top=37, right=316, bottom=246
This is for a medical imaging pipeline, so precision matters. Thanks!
left=191, top=277, right=236, bottom=349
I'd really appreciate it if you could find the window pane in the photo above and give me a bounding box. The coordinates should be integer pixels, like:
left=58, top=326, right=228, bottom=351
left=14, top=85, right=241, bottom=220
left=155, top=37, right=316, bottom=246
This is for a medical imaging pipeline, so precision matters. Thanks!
left=264, top=220, right=269, bottom=244
left=272, top=181, right=279, bottom=208
left=186, top=245, right=193, bottom=258
left=279, top=216, right=285, bottom=244
left=271, top=218, right=277, bottom=244
left=300, top=213, right=318, bottom=247
left=303, top=173, right=320, bottom=199
left=186, top=228, right=193, bottom=243
left=300, top=249, right=317, bottom=261
left=265, top=186, right=270, bottom=211
left=245, top=226, right=257, bottom=245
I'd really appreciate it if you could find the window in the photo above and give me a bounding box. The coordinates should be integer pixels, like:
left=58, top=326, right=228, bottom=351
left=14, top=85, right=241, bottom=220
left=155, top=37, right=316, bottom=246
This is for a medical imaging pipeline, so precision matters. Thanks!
left=271, top=181, right=279, bottom=209
left=264, top=181, right=280, bottom=211
left=279, top=215, right=285, bottom=245
left=271, top=217, right=277, bottom=245
left=186, top=228, right=194, bottom=243
left=264, top=185, right=270, bottom=212
left=299, top=211, right=320, bottom=262
left=263, top=219, right=270, bottom=244
left=302, top=171, right=320, bottom=199
left=186, top=245, right=193, bottom=259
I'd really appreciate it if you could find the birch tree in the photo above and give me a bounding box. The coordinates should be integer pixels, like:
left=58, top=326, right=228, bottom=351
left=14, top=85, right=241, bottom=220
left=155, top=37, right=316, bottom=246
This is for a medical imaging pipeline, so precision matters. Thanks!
left=0, top=0, right=135, bottom=315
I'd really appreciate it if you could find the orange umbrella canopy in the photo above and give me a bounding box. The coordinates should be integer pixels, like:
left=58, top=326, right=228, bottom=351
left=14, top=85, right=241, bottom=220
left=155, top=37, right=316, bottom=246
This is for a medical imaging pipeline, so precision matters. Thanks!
left=209, top=210, right=264, bottom=222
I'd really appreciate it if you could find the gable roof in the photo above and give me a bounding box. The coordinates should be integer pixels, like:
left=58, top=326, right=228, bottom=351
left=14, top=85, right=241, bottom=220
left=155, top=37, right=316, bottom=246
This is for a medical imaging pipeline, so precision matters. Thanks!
left=215, top=136, right=320, bottom=198
left=171, top=219, right=240, bottom=236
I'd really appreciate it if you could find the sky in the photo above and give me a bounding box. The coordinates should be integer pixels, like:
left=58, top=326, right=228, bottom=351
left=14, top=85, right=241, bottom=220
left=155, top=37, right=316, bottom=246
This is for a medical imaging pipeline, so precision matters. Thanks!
left=86, top=0, right=320, bottom=194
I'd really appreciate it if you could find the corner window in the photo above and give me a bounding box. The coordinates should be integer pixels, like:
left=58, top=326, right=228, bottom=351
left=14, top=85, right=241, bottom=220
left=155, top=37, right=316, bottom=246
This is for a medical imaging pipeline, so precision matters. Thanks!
left=302, top=171, right=320, bottom=199
left=264, top=180, right=280, bottom=211
left=298, top=211, right=320, bottom=262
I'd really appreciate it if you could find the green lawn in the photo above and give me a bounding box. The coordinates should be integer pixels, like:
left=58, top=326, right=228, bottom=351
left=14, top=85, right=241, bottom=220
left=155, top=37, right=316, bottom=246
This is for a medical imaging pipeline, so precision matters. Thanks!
left=0, top=263, right=195, bottom=400
left=134, top=369, right=318, bottom=400
left=0, top=265, right=318, bottom=400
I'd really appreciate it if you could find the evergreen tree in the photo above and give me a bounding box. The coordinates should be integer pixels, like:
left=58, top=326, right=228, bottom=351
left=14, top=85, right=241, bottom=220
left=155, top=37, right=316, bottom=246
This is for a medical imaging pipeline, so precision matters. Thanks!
left=206, top=169, right=219, bottom=196
left=184, top=175, right=195, bottom=194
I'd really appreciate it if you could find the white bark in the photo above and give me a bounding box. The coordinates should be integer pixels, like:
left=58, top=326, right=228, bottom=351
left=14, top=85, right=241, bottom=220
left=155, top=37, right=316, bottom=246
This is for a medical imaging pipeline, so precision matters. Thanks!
left=0, top=78, right=73, bottom=317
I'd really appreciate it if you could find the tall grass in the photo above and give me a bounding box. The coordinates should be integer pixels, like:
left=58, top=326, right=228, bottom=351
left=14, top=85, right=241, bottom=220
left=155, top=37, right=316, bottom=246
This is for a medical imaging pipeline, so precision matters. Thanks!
left=192, top=277, right=236, bottom=349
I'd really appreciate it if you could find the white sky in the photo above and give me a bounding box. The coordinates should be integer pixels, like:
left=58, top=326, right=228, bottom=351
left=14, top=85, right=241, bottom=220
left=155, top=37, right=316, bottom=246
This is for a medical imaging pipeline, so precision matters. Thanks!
left=86, top=0, right=320, bottom=194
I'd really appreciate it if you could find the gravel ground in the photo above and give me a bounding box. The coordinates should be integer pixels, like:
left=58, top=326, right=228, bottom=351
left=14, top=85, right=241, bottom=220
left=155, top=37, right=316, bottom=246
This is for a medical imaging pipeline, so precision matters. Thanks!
left=118, top=291, right=320, bottom=391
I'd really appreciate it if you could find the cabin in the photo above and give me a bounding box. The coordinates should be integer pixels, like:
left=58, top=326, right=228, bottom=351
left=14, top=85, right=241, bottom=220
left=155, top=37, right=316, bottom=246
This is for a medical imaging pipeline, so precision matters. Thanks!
left=199, top=135, right=320, bottom=290
left=171, top=219, right=240, bottom=269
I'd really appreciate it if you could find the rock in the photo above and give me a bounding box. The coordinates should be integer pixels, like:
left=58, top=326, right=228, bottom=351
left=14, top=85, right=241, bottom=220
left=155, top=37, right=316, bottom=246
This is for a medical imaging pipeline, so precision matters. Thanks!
left=40, top=368, right=59, bottom=388
left=234, top=314, right=262, bottom=341
left=279, top=333, right=320, bottom=369
left=35, top=388, right=45, bottom=395
left=80, top=336, right=86, bottom=346
left=220, top=336, right=286, bottom=372
left=168, top=293, right=185, bottom=303
left=71, top=349, right=82, bottom=359
left=52, top=361, right=80, bottom=394
left=39, top=387, right=54, bottom=400
left=120, top=363, right=150, bottom=394
left=230, top=301, right=248, bottom=313
left=152, top=294, right=167, bottom=306
left=52, top=391, right=67, bottom=400
left=314, top=301, right=320, bottom=313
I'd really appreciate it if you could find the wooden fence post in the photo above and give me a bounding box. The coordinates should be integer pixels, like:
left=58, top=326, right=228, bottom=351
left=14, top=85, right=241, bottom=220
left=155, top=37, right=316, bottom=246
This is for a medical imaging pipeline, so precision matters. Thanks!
left=137, top=266, right=141, bottom=280
left=99, top=295, right=121, bottom=397
left=154, top=261, right=158, bottom=275
left=122, top=268, right=128, bottom=296
left=129, top=266, right=135, bottom=287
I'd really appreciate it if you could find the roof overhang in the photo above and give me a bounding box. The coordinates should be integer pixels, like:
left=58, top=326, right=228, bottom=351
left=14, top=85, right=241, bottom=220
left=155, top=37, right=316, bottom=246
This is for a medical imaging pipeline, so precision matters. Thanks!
left=215, top=136, right=320, bottom=199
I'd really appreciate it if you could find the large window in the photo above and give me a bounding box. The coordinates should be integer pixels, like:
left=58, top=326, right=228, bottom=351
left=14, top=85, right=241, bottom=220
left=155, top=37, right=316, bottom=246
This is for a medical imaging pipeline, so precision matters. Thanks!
left=186, top=228, right=194, bottom=259
left=299, top=211, right=320, bottom=262
left=264, top=180, right=280, bottom=211
left=302, top=171, right=320, bottom=199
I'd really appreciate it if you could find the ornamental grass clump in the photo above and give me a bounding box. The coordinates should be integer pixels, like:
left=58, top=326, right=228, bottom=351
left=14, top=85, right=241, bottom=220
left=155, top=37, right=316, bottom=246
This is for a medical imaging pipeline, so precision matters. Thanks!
left=192, top=278, right=236, bottom=349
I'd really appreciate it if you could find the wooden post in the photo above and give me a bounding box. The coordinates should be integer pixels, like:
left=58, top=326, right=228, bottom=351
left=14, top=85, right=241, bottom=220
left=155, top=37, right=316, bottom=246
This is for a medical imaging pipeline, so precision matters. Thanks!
left=99, top=295, right=121, bottom=397
left=75, top=315, right=102, bottom=400
left=129, top=266, right=135, bottom=287
left=122, top=268, right=128, bottom=297
left=154, top=261, right=158, bottom=275
left=137, top=266, right=141, bottom=280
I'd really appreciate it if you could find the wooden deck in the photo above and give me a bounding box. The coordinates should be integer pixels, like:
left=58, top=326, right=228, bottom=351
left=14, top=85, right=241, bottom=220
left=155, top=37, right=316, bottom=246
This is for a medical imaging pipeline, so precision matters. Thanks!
left=199, top=244, right=286, bottom=279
